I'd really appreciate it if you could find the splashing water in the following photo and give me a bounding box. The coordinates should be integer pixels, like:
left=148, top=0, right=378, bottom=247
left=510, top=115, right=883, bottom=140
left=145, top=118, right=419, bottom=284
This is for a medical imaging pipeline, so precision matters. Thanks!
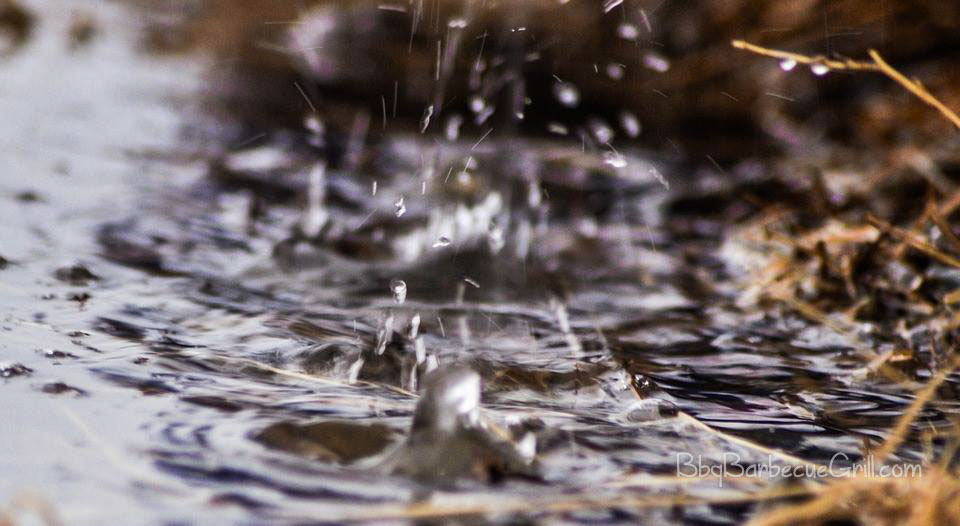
left=300, top=162, right=328, bottom=238
left=390, top=279, right=407, bottom=304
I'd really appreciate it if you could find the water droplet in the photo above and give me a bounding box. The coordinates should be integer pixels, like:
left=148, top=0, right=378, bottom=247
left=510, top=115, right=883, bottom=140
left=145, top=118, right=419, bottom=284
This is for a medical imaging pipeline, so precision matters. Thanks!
left=433, top=236, right=451, bottom=248
left=469, top=96, right=486, bottom=113
left=779, top=59, right=797, bottom=71
left=588, top=118, right=615, bottom=144
left=642, top=52, right=670, bottom=73
left=420, top=104, right=434, bottom=133
left=620, top=111, right=641, bottom=138
left=617, top=22, right=638, bottom=40
left=811, top=63, right=829, bottom=76
left=445, top=114, right=463, bottom=141
left=528, top=180, right=542, bottom=208
left=394, top=196, right=406, bottom=217
left=475, top=105, right=495, bottom=125
left=390, top=279, right=407, bottom=304
left=304, top=115, right=325, bottom=147
left=606, top=63, right=625, bottom=80
left=547, top=122, right=569, bottom=135
left=602, top=0, right=623, bottom=13
left=553, top=81, right=580, bottom=108
left=371, top=180, right=378, bottom=195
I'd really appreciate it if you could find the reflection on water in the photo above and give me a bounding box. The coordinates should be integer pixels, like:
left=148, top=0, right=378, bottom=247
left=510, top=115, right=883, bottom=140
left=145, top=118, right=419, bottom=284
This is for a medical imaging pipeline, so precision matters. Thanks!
left=1, top=1, right=957, bottom=524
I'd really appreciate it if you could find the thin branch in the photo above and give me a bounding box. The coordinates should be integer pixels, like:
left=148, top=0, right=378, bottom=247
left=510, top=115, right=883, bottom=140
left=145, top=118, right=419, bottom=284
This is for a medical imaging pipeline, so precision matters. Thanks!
left=731, top=40, right=960, bottom=130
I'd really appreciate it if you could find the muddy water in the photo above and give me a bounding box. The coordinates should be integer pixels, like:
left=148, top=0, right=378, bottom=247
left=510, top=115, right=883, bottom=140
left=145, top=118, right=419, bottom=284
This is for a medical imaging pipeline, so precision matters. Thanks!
left=1, top=1, right=957, bottom=525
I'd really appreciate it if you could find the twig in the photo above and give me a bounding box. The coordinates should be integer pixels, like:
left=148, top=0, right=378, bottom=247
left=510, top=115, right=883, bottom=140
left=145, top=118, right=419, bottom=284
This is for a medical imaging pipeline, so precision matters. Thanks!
left=868, top=50, right=960, bottom=130
left=872, top=354, right=960, bottom=465
left=731, top=40, right=880, bottom=72
left=731, top=40, right=960, bottom=130
left=868, top=214, right=960, bottom=269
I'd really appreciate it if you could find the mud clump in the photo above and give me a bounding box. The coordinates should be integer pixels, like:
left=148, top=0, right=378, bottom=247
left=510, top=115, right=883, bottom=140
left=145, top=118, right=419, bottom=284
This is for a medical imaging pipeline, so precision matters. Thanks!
left=53, top=264, right=100, bottom=285
left=0, top=362, right=33, bottom=378
left=0, top=0, right=32, bottom=56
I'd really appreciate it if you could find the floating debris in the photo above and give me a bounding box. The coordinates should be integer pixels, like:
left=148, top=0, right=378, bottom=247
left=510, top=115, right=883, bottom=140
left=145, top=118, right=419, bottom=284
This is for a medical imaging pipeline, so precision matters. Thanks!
left=394, top=196, right=406, bottom=217
left=54, top=263, right=100, bottom=285
left=432, top=236, right=451, bottom=247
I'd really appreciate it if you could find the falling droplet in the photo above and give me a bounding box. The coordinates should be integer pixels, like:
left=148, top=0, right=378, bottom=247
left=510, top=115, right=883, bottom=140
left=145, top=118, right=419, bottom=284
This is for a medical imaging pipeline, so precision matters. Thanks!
left=445, top=114, right=463, bottom=141
left=469, top=96, right=486, bottom=114
left=620, top=111, right=641, bottom=138
left=617, top=22, right=638, bottom=40
left=394, top=196, right=406, bottom=217
left=553, top=81, right=580, bottom=108
left=433, top=236, right=451, bottom=248
left=642, top=52, right=670, bottom=73
left=588, top=118, right=615, bottom=144
left=304, top=115, right=325, bottom=147
left=371, top=180, right=378, bottom=195
left=811, top=63, right=829, bottom=76
left=547, top=122, right=569, bottom=135
left=606, top=63, right=625, bottom=80
left=779, top=59, right=797, bottom=71
left=300, top=163, right=328, bottom=238
left=420, top=104, right=434, bottom=133
left=390, top=279, right=407, bottom=304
